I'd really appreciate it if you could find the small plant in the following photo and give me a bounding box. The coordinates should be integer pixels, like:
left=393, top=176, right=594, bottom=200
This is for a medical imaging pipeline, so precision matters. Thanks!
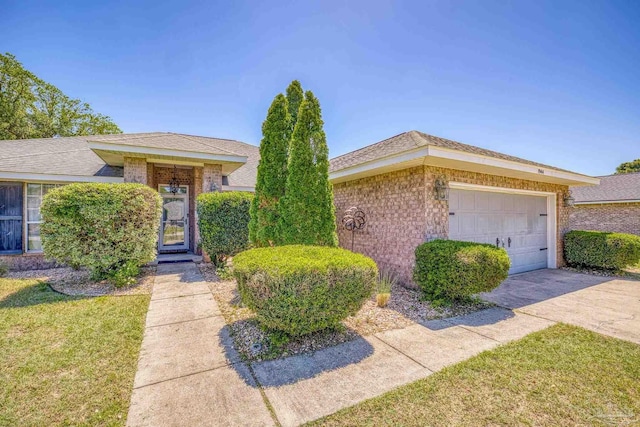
left=0, top=261, right=8, bottom=277
left=108, top=261, right=140, bottom=288
left=215, top=264, right=234, bottom=280
left=376, top=270, right=396, bottom=308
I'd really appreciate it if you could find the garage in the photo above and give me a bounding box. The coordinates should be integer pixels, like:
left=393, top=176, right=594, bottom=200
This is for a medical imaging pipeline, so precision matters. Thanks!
left=448, top=187, right=552, bottom=274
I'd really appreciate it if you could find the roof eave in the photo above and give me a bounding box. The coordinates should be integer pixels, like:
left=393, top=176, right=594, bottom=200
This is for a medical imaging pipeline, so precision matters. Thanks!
left=574, top=199, right=640, bottom=205
left=88, top=141, right=248, bottom=175
left=0, top=171, right=124, bottom=183
left=329, top=146, right=599, bottom=187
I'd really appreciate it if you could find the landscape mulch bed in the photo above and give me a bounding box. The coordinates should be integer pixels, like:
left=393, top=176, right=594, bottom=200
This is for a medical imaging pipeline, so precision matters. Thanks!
left=7, top=266, right=156, bottom=296
left=199, top=263, right=492, bottom=361
left=561, top=265, right=640, bottom=279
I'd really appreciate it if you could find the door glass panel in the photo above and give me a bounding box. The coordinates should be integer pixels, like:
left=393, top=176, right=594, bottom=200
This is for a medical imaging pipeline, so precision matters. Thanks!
left=159, top=186, right=187, bottom=195
left=161, top=197, right=186, bottom=247
left=163, top=221, right=185, bottom=246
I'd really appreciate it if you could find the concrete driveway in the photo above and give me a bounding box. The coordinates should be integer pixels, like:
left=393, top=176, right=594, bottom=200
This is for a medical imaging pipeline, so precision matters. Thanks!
left=482, top=269, right=640, bottom=344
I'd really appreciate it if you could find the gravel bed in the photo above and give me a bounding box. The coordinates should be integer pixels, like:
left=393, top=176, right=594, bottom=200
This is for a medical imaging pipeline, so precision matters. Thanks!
left=199, top=263, right=492, bottom=361
left=7, top=266, right=156, bottom=296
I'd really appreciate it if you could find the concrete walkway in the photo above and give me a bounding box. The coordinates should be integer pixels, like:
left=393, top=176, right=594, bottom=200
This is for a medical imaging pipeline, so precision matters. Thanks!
left=128, top=265, right=639, bottom=426
left=126, top=263, right=275, bottom=427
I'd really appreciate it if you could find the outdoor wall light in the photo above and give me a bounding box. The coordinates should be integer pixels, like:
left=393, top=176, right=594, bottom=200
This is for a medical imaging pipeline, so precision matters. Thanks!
left=434, top=176, right=449, bottom=201
left=563, top=190, right=575, bottom=207
left=210, top=182, right=220, bottom=192
left=169, top=166, right=180, bottom=194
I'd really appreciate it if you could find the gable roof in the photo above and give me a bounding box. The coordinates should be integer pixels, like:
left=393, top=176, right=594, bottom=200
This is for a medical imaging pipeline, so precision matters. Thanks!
left=0, top=132, right=259, bottom=187
left=571, top=172, right=640, bottom=204
left=331, top=130, right=574, bottom=173
left=329, top=130, right=598, bottom=186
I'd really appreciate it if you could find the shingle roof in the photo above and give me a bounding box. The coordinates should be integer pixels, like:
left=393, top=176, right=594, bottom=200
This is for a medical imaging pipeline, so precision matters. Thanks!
left=571, top=172, right=640, bottom=203
left=0, top=132, right=259, bottom=187
left=87, top=133, right=241, bottom=156
left=329, top=130, right=577, bottom=175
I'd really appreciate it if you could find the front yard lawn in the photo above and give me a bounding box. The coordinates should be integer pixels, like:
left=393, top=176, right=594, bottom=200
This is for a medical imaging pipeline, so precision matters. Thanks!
left=0, top=277, right=149, bottom=426
left=310, top=324, right=640, bottom=426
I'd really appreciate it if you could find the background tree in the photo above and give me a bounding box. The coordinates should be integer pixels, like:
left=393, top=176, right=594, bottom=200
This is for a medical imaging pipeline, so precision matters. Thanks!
left=249, top=94, right=292, bottom=246
left=0, top=53, right=121, bottom=140
left=278, top=90, right=338, bottom=246
left=615, top=159, right=640, bottom=174
left=286, top=80, right=304, bottom=130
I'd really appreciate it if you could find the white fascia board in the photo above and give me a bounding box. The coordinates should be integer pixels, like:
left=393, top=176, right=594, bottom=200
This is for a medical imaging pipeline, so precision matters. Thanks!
left=329, top=147, right=430, bottom=182
left=427, top=146, right=600, bottom=186
left=88, top=141, right=248, bottom=164
left=222, top=185, right=255, bottom=192
left=0, top=171, right=123, bottom=183
left=329, top=145, right=599, bottom=186
left=574, top=199, right=640, bottom=205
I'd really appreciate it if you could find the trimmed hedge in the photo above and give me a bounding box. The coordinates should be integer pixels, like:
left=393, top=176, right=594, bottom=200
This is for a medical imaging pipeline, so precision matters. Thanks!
left=234, top=245, right=377, bottom=336
left=413, top=240, right=510, bottom=303
left=564, top=230, right=640, bottom=270
left=197, top=191, right=253, bottom=266
left=41, top=183, right=162, bottom=286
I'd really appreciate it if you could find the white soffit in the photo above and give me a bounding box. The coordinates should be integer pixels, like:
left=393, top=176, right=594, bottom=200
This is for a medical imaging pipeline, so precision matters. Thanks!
left=88, top=141, right=247, bottom=175
left=329, top=146, right=599, bottom=186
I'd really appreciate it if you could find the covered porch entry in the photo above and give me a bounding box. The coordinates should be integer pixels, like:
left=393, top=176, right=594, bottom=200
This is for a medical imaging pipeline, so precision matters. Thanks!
left=87, top=135, right=248, bottom=255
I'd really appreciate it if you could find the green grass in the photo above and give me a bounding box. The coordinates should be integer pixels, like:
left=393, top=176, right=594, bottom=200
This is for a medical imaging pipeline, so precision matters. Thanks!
left=309, top=324, right=640, bottom=426
left=0, top=277, right=149, bottom=426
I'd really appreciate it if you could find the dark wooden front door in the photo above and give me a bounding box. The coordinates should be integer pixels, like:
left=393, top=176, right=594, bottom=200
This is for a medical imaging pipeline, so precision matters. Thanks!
left=0, top=183, right=23, bottom=254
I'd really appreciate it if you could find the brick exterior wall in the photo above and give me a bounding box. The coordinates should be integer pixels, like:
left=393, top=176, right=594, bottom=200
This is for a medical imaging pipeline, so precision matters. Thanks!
left=569, top=203, right=640, bottom=236
left=333, top=165, right=570, bottom=285
left=203, top=164, right=223, bottom=193
left=123, top=157, right=148, bottom=184
left=0, top=253, right=61, bottom=271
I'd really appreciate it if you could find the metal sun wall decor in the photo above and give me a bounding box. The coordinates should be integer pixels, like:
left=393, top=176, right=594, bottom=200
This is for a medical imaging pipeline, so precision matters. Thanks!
left=342, top=206, right=366, bottom=251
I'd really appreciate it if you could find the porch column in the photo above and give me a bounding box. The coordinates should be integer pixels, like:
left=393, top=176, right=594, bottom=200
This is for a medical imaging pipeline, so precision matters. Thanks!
left=202, top=164, right=223, bottom=193
left=123, top=157, right=148, bottom=184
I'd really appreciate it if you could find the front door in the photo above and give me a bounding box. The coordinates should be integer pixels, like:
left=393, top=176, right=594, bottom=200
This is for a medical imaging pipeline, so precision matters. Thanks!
left=158, top=185, right=189, bottom=252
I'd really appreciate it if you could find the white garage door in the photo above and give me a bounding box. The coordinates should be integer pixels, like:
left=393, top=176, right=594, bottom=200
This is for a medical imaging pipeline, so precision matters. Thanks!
left=448, top=189, right=548, bottom=274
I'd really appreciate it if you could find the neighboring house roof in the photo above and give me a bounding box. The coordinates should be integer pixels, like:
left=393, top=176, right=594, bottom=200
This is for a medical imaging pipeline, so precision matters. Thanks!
left=0, top=132, right=259, bottom=187
left=329, top=130, right=598, bottom=186
left=571, top=172, right=640, bottom=204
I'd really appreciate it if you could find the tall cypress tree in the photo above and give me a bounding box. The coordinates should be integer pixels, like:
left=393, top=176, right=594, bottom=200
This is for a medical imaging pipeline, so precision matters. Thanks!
left=278, top=91, right=338, bottom=246
left=285, top=80, right=304, bottom=130
left=249, top=94, right=291, bottom=246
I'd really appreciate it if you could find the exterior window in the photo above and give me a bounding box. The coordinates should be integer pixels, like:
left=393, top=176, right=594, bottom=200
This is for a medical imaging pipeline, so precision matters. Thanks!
left=26, top=183, right=62, bottom=252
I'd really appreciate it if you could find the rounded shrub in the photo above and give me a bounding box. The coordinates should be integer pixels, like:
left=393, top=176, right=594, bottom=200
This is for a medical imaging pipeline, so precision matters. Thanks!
left=41, top=183, right=162, bottom=286
left=413, top=239, right=510, bottom=304
left=233, top=245, right=377, bottom=336
left=197, top=191, right=253, bottom=266
left=564, top=230, right=640, bottom=270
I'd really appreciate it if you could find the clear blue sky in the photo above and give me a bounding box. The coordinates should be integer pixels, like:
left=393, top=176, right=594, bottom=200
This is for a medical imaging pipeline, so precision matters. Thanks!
left=3, top=0, right=639, bottom=176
